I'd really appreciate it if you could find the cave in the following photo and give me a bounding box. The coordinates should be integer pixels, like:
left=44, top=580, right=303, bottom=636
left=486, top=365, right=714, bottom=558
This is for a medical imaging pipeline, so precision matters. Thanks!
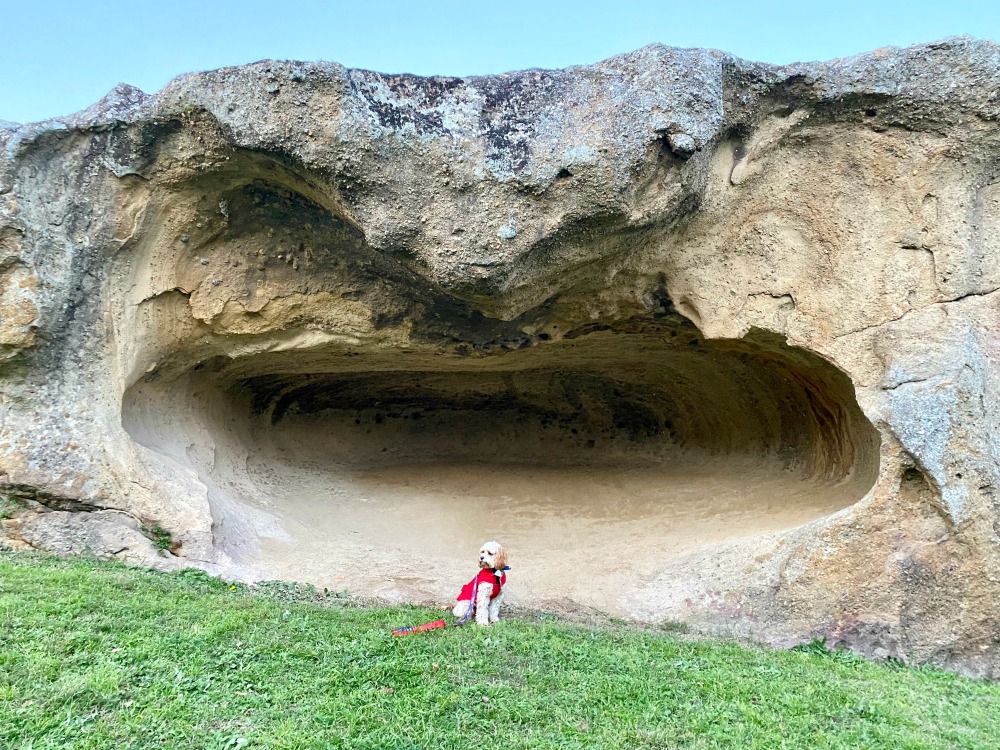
left=121, top=322, right=880, bottom=613
left=104, top=163, right=883, bottom=614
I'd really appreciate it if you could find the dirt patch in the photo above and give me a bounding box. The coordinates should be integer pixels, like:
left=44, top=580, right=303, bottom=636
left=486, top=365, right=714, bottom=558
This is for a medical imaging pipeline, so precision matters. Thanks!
left=216, top=454, right=856, bottom=617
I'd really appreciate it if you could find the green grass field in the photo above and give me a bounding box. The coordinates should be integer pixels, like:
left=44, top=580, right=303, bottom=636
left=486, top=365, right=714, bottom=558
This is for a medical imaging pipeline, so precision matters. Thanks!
left=1, top=549, right=998, bottom=749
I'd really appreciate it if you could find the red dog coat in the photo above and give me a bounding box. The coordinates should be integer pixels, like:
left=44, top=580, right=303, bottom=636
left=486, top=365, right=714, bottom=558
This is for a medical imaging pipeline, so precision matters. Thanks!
left=457, top=568, right=506, bottom=601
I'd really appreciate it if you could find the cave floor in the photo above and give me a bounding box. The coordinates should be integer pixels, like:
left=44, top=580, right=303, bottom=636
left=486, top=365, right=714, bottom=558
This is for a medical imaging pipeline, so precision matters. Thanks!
left=214, top=455, right=851, bottom=618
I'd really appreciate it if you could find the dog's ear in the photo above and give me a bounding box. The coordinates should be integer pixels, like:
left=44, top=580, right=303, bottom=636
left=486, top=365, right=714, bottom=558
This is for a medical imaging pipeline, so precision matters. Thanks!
left=495, top=544, right=508, bottom=570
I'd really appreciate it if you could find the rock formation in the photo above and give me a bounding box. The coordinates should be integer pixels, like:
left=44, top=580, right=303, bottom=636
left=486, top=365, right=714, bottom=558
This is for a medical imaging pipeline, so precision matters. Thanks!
left=1, top=38, right=998, bottom=675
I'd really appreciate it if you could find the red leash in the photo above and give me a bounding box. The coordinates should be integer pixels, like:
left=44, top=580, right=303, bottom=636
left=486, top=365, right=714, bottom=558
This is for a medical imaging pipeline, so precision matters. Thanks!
left=392, top=619, right=447, bottom=637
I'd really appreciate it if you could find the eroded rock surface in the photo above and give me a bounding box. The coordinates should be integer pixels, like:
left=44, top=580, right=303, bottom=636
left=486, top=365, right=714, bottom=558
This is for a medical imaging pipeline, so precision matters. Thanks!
left=1, top=38, right=998, bottom=675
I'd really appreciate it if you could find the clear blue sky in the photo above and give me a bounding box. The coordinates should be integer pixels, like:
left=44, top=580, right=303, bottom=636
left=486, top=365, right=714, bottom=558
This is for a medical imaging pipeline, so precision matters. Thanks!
left=3, top=0, right=999, bottom=123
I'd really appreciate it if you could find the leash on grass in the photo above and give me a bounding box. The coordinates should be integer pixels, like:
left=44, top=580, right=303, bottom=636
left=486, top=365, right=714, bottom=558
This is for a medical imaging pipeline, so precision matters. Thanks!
left=391, top=567, right=509, bottom=636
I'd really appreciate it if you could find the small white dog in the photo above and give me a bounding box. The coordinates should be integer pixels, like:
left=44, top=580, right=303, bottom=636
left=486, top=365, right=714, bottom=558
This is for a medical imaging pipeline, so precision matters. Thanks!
left=453, top=540, right=508, bottom=626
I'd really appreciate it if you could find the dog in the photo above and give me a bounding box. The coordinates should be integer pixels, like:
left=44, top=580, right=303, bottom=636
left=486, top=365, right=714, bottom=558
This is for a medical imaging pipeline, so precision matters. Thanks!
left=452, top=540, right=508, bottom=626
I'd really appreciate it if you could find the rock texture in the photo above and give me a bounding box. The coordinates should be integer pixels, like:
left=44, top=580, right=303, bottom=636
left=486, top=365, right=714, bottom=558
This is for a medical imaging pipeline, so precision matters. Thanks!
left=1, top=38, right=998, bottom=675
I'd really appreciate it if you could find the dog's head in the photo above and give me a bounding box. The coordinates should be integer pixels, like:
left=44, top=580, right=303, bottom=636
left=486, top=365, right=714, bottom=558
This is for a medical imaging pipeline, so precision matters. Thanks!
left=478, top=540, right=508, bottom=571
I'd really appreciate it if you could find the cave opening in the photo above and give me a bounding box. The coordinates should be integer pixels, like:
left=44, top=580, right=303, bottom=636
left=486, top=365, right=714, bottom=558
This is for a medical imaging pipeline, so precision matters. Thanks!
left=121, top=325, right=880, bottom=613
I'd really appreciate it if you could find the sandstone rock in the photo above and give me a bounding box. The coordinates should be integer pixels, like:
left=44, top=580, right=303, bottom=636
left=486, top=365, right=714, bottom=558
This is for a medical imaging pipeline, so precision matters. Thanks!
left=1, top=37, right=998, bottom=676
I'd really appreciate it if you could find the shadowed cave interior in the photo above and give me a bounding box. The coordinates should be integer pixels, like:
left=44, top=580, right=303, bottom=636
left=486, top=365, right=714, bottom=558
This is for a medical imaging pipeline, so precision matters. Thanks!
left=122, top=325, right=880, bottom=615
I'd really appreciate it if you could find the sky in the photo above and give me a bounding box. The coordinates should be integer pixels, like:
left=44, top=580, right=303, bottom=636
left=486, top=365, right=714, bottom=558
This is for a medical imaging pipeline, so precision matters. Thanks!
left=2, top=0, right=999, bottom=123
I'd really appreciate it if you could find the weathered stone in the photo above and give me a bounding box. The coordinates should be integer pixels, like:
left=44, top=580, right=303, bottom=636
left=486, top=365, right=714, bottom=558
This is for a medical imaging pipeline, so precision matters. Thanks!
left=666, top=132, right=697, bottom=157
left=1, top=37, right=999, bottom=676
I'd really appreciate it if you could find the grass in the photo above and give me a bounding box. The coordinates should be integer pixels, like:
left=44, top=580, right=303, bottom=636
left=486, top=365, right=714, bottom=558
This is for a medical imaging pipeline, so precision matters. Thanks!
left=0, top=496, right=18, bottom=520
left=1, top=550, right=998, bottom=749
left=140, top=525, right=175, bottom=553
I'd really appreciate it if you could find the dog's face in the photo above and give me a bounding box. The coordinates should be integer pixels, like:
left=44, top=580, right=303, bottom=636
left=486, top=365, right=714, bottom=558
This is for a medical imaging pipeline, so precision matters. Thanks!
left=478, top=541, right=507, bottom=570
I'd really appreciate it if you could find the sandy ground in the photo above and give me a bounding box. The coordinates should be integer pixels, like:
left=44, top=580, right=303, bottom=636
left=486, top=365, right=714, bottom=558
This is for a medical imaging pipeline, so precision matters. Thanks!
left=212, top=453, right=853, bottom=619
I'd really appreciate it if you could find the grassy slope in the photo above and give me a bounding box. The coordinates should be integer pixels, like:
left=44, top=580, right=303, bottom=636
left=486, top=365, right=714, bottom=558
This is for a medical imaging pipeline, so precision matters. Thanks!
left=1, top=551, right=998, bottom=749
